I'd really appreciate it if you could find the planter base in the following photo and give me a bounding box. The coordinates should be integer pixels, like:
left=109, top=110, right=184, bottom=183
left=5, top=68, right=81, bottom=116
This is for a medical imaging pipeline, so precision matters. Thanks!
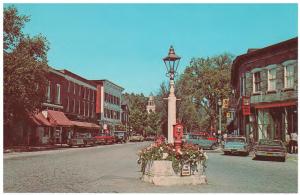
left=141, top=160, right=207, bottom=186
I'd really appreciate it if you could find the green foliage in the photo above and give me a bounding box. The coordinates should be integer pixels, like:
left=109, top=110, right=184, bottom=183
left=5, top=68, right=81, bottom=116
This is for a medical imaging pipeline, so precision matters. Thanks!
left=137, top=142, right=207, bottom=174
left=175, top=54, right=233, bottom=132
left=4, top=6, right=49, bottom=144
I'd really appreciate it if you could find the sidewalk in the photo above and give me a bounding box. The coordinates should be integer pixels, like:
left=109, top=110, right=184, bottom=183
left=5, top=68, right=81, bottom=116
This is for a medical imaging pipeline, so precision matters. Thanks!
left=4, top=144, right=69, bottom=153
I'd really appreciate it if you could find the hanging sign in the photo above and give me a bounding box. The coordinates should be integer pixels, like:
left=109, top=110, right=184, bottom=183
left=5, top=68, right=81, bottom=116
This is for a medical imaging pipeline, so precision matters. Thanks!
left=242, top=96, right=251, bottom=116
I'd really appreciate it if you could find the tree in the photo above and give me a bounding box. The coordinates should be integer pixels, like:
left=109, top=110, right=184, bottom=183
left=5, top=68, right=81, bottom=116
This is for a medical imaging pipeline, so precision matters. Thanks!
left=123, top=93, right=148, bottom=134
left=4, top=6, right=49, bottom=145
left=155, top=82, right=169, bottom=137
left=176, top=54, right=233, bottom=133
left=146, top=111, right=161, bottom=136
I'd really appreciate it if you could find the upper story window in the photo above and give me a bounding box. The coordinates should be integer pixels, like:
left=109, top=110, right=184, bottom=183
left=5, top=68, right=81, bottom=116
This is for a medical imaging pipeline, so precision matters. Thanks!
left=73, top=99, right=76, bottom=113
left=268, top=68, right=276, bottom=91
left=240, top=74, right=246, bottom=96
left=66, top=97, right=69, bottom=112
left=55, top=84, right=61, bottom=104
left=74, top=83, right=76, bottom=95
left=284, top=65, right=294, bottom=89
left=253, top=71, right=262, bottom=93
left=67, top=80, right=70, bottom=93
left=79, top=85, right=81, bottom=96
left=46, top=80, right=51, bottom=102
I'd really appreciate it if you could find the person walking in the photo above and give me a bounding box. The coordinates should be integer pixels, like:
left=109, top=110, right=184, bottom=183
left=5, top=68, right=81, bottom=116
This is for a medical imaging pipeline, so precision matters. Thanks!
left=290, top=132, right=298, bottom=154
left=285, top=133, right=291, bottom=153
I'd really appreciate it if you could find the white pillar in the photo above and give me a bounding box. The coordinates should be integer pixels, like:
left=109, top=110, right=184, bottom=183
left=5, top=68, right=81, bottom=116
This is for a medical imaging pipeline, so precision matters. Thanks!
left=168, top=80, right=176, bottom=143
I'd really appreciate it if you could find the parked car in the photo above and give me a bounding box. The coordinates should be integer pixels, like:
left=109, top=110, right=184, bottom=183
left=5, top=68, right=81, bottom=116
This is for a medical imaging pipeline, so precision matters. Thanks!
left=129, top=134, right=144, bottom=142
left=223, top=136, right=249, bottom=156
left=144, top=135, right=156, bottom=141
left=253, top=139, right=287, bottom=162
left=114, top=131, right=127, bottom=143
left=94, top=133, right=115, bottom=145
left=68, top=133, right=95, bottom=147
left=185, top=133, right=218, bottom=150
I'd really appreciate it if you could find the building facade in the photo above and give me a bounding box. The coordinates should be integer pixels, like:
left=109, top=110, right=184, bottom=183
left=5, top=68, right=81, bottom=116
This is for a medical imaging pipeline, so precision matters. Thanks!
left=93, top=80, right=124, bottom=133
left=231, top=37, right=298, bottom=142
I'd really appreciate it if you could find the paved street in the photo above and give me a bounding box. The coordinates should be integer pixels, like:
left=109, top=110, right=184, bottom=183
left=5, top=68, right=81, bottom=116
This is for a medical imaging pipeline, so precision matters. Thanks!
left=4, top=142, right=298, bottom=193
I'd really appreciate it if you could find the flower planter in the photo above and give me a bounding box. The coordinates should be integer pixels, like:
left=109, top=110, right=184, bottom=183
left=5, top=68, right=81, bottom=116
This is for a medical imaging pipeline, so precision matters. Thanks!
left=141, top=160, right=207, bottom=186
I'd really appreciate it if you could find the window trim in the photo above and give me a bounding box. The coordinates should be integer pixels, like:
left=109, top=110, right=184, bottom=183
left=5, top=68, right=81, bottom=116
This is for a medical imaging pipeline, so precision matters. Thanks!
left=284, top=64, right=294, bottom=89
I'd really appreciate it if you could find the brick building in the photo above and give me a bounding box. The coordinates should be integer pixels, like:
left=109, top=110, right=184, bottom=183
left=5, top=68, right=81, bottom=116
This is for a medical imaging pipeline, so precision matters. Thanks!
left=231, top=37, right=298, bottom=142
left=32, top=68, right=99, bottom=145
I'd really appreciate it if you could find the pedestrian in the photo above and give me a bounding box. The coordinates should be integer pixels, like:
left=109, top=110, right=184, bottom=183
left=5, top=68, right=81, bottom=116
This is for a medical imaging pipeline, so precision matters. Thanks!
left=285, top=133, right=291, bottom=153
left=290, top=132, right=298, bottom=154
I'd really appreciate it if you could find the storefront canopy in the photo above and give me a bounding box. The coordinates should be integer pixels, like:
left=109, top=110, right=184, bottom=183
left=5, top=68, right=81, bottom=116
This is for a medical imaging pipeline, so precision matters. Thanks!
left=254, top=100, right=297, bottom=109
left=71, top=121, right=100, bottom=129
left=46, top=110, right=73, bottom=127
left=30, top=112, right=51, bottom=127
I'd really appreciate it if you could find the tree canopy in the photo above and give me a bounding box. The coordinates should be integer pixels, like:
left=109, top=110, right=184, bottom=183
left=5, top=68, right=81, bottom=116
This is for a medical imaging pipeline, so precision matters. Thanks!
left=4, top=6, right=50, bottom=144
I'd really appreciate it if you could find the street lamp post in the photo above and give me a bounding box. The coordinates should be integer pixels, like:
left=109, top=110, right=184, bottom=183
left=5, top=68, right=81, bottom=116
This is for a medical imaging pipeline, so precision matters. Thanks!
left=163, top=46, right=181, bottom=143
left=218, top=99, right=222, bottom=135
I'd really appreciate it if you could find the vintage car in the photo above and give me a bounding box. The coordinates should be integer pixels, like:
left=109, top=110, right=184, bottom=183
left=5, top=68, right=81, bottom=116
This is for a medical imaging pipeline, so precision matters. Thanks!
left=129, top=134, right=144, bottom=142
left=223, top=136, right=249, bottom=155
left=94, top=133, right=115, bottom=145
left=253, top=139, right=287, bottom=162
left=114, top=131, right=127, bottom=143
left=185, top=133, right=218, bottom=150
left=67, top=133, right=95, bottom=147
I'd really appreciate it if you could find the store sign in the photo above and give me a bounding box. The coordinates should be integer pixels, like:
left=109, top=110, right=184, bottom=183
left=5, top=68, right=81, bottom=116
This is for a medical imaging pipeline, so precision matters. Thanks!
left=242, top=96, right=250, bottom=116
left=181, top=163, right=191, bottom=176
left=222, top=99, right=229, bottom=109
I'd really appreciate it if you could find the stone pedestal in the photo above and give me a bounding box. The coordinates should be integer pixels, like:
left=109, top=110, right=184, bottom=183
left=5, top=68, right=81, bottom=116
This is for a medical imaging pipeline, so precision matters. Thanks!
left=141, top=160, right=207, bottom=186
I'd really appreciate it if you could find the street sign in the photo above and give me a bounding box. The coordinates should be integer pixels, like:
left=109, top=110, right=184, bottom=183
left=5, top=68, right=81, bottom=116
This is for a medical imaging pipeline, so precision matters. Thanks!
left=181, top=163, right=191, bottom=176
left=222, top=99, right=229, bottom=109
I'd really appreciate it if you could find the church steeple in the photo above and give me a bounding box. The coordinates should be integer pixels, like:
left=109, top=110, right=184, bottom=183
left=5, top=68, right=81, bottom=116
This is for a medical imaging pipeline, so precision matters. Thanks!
left=146, top=93, right=156, bottom=113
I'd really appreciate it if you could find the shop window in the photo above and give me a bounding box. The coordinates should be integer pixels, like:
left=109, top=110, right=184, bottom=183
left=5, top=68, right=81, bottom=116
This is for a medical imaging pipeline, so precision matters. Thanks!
left=253, top=72, right=262, bottom=93
left=268, top=68, right=276, bottom=91
left=44, top=128, right=49, bottom=137
left=284, top=65, right=294, bottom=88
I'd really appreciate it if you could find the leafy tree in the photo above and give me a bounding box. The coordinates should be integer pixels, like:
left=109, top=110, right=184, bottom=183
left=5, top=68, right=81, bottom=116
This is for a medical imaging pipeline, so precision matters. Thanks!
left=4, top=6, right=49, bottom=145
left=146, top=110, right=161, bottom=136
left=123, top=93, right=148, bottom=134
left=155, top=82, right=169, bottom=137
left=176, top=54, right=233, bottom=133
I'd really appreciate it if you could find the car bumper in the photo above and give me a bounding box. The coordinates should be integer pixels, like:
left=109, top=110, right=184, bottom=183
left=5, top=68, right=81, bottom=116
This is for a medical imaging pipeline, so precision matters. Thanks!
left=223, top=149, right=248, bottom=153
left=255, top=151, right=286, bottom=157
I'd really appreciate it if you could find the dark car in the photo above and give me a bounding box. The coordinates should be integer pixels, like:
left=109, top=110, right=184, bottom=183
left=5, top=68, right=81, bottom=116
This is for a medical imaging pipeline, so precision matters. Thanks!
left=253, top=139, right=287, bottom=162
left=114, top=131, right=127, bottom=143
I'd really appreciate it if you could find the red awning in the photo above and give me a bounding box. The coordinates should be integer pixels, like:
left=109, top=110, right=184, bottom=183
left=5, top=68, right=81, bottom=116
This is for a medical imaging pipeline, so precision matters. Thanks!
left=30, top=113, right=51, bottom=127
left=46, top=110, right=73, bottom=127
left=254, top=100, right=297, bottom=109
left=71, top=120, right=100, bottom=129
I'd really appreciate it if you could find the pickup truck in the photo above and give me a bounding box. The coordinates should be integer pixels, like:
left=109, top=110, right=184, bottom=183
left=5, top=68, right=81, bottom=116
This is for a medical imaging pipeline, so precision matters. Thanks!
left=94, top=133, right=115, bottom=145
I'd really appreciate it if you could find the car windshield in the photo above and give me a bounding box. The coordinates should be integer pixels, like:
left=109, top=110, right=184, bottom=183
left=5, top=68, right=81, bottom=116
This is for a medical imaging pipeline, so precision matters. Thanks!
left=259, top=140, right=282, bottom=146
left=226, top=138, right=245, bottom=143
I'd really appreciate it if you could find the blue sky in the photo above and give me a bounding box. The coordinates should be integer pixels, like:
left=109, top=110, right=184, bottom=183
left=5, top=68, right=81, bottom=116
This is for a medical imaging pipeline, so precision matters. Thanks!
left=8, top=4, right=298, bottom=95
